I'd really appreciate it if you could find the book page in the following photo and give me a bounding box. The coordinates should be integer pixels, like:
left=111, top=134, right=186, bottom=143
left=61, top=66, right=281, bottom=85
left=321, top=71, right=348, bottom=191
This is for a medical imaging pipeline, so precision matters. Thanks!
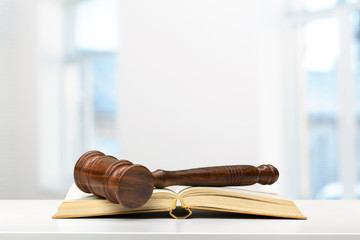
left=65, top=184, right=177, bottom=202
left=178, top=186, right=286, bottom=200
left=176, top=186, right=306, bottom=219
left=163, top=185, right=192, bottom=195
left=54, top=184, right=178, bottom=218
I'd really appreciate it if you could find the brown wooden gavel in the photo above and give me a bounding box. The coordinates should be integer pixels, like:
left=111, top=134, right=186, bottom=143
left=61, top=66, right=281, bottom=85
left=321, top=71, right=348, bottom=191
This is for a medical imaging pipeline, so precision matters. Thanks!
left=74, top=150, right=279, bottom=209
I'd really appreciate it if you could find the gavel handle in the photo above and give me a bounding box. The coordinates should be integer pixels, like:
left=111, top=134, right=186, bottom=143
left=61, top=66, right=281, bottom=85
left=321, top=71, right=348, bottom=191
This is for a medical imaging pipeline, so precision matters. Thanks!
left=152, top=164, right=279, bottom=188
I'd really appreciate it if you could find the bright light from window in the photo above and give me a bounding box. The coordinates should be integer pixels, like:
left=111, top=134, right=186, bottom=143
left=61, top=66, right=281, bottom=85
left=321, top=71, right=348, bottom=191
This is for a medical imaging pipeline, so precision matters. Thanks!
left=304, top=18, right=339, bottom=72
left=74, top=0, right=119, bottom=51
left=303, top=0, right=338, bottom=12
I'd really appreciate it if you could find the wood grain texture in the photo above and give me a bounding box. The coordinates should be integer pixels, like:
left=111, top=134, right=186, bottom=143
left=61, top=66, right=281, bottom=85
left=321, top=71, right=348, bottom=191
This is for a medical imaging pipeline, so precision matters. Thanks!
left=152, top=164, right=279, bottom=188
left=74, top=150, right=279, bottom=209
left=74, top=151, right=154, bottom=209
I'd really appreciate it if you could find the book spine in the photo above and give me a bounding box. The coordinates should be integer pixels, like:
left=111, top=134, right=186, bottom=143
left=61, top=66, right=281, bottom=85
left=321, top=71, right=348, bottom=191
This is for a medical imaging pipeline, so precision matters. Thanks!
left=169, top=196, right=192, bottom=219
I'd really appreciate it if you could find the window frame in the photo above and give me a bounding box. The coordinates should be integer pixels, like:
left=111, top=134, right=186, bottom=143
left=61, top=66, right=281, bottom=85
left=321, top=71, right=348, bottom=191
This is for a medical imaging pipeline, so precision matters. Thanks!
left=38, top=0, right=120, bottom=193
left=62, top=0, right=120, bottom=184
left=285, top=2, right=359, bottom=199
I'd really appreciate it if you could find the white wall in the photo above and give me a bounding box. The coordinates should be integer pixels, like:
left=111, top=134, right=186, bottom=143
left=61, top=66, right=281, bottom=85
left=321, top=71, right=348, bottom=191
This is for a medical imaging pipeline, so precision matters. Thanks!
left=0, top=0, right=64, bottom=199
left=0, top=0, right=39, bottom=198
left=255, top=0, right=286, bottom=194
left=118, top=0, right=286, bottom=196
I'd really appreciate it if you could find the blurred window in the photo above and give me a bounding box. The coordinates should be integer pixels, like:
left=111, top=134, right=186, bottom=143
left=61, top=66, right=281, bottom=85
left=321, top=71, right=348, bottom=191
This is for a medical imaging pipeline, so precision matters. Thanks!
left=301, top=0, right=354, bottom=12
left=289, top=0, right=360, bottom=199
left=292, top=0, right=357, bottom=13
left=62, top=0, right=120, bottom=186
left=305, top=18, right=340, bottom=199
left=354, top=11, right=360, bottom=191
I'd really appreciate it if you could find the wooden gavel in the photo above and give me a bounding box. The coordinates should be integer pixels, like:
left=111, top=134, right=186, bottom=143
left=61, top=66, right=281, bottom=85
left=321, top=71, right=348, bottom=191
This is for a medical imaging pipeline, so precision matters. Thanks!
left=74, top=150, right=279, bottom=209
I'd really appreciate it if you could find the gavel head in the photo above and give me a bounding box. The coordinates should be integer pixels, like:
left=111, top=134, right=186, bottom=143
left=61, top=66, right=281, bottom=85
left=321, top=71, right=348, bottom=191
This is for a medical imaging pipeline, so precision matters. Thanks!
left=74, top=150, right=154, bottom=208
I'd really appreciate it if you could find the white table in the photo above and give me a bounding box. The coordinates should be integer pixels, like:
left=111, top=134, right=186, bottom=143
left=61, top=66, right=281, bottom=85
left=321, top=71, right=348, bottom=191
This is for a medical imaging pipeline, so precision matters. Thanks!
left=0, top=200, right=359, bottom=240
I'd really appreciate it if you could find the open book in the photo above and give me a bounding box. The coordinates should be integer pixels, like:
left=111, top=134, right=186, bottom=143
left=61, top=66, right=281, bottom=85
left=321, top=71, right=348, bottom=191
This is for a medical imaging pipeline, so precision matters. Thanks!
left=53, top=184, right=306, bottom=219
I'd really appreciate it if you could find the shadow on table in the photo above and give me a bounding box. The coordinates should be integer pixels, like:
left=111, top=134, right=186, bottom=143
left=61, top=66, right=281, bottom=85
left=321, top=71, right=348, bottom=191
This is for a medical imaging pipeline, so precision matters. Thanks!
left=79, top=209, right=287, bottom=220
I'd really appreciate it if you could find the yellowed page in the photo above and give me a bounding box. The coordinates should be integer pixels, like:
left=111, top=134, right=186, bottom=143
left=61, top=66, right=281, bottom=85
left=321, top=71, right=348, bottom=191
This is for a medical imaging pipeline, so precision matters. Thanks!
left=178, top=187, right=306, bottom=219
left=53, top=184, right=176, bottom=218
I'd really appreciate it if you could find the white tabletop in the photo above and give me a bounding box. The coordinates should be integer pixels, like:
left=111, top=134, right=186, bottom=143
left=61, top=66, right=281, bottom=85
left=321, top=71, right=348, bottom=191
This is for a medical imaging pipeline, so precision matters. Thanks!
left=0, top=200, right=359, bottom=240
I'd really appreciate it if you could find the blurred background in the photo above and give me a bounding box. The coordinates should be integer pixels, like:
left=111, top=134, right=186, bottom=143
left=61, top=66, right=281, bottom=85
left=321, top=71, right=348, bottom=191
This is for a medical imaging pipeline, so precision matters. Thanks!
left=1, top=0, right=360, bottom=200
